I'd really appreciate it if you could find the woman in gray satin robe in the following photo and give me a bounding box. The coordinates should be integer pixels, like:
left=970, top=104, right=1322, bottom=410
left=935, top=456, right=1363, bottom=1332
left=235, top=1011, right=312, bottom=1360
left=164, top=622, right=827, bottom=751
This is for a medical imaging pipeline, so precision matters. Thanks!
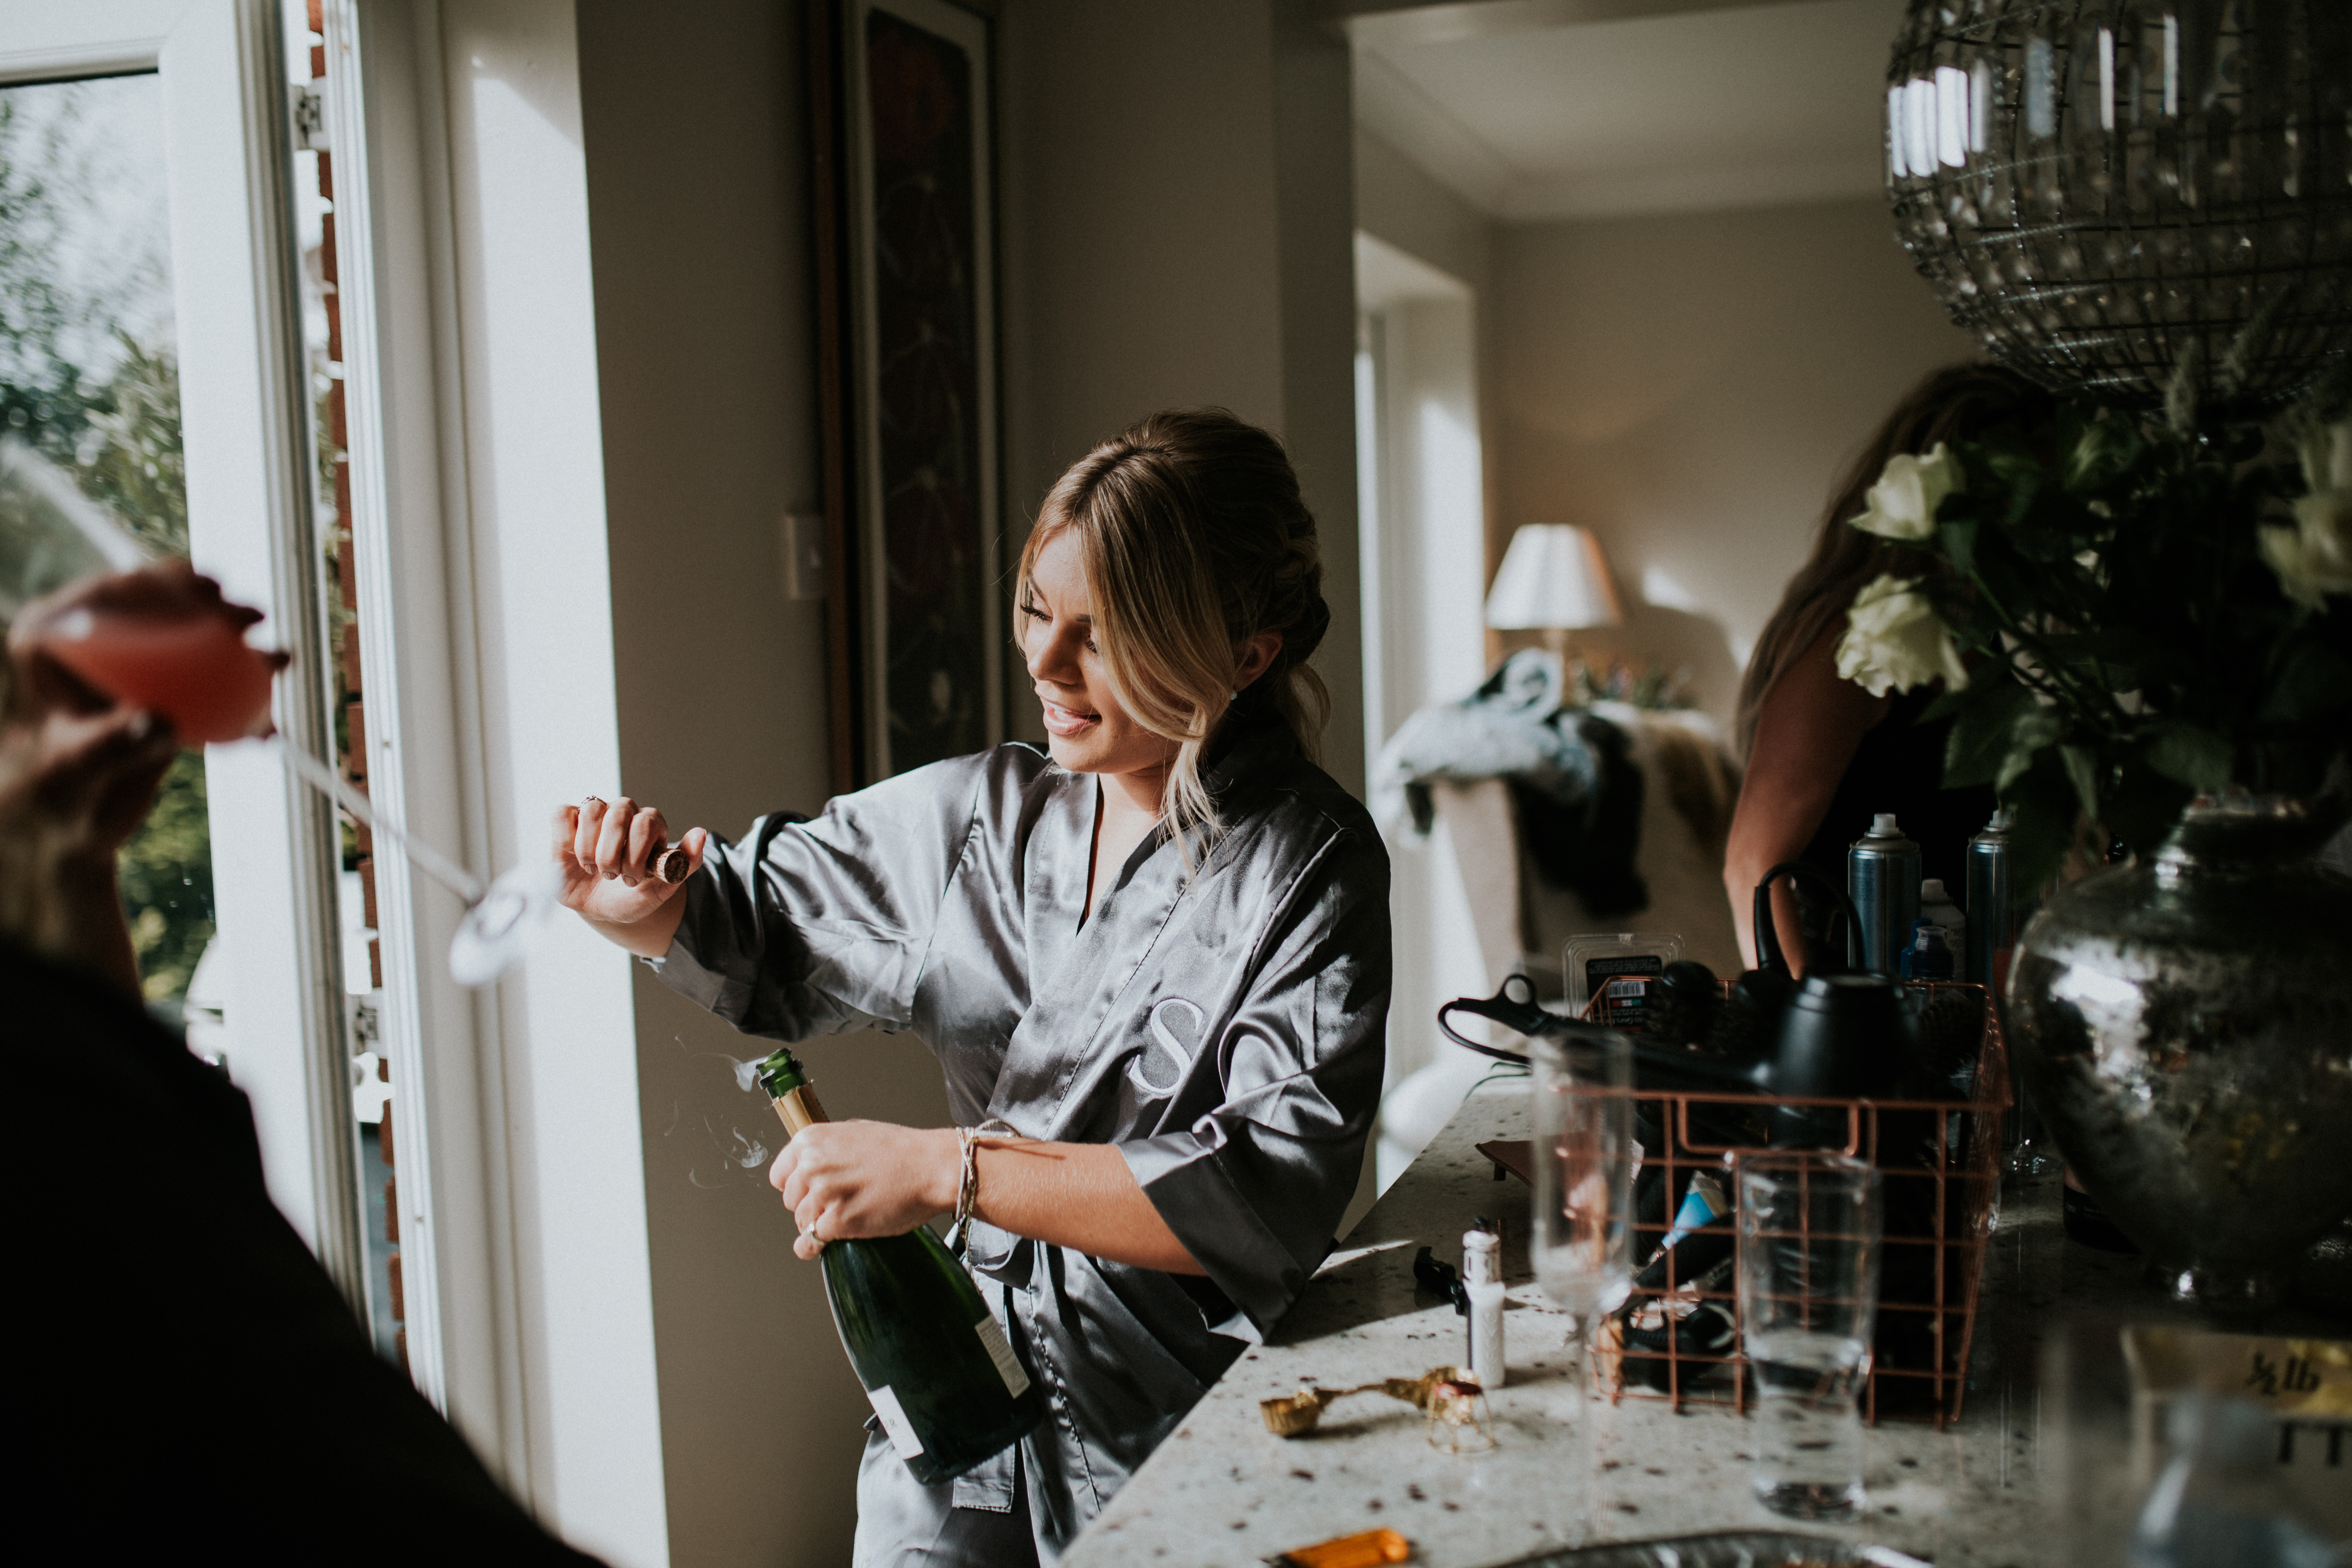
left=555, top=410, right=1391, bottom=1566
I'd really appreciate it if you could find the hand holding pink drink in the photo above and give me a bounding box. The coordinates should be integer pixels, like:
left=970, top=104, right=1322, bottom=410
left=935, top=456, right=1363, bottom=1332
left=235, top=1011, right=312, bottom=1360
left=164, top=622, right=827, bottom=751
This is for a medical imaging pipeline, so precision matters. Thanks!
left=10, top=561, right=285, bottom=745
left=16, top=566, right=654, bottom=983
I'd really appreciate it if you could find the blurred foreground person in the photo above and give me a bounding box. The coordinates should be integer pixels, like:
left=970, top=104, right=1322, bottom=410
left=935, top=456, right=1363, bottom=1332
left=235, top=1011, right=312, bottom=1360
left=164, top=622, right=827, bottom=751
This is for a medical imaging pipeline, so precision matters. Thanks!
left=2, top=564, right=599, bottom=1562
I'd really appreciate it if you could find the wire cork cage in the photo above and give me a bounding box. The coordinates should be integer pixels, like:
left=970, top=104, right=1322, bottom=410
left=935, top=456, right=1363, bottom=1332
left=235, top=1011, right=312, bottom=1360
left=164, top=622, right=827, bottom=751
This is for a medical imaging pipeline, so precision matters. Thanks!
left=1886, top=0, right=2352, bottom=409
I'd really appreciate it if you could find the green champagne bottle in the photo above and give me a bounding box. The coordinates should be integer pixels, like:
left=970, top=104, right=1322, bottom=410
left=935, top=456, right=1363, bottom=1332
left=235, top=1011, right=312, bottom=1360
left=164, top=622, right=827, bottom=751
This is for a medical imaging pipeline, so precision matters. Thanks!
left=755, top=1047, right=1048, bottom=1483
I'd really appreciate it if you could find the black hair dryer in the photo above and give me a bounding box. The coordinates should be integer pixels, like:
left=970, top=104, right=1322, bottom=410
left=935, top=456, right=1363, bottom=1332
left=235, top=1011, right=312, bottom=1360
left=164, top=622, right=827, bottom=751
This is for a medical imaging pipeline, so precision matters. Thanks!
left=1710, top=861, right=1862, bottom=1063
left=1743, top=862, right=1922, bottom=1148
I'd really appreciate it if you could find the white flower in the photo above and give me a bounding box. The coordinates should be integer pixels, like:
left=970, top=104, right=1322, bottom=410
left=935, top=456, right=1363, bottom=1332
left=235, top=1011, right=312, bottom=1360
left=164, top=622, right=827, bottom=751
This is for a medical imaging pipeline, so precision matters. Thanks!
left=2261, top=486, right=2352, bottom=610
left=1850, top=442, right=1964, bottom=541
left=1836, top=574, right=1970, bottom=697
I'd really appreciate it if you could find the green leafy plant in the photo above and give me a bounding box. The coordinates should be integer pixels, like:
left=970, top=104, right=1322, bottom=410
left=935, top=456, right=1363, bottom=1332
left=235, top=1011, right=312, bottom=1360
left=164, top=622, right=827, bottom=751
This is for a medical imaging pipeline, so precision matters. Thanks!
left=118, top=747, right=215, bottom=1010
left=1832, top=370, right=2352, bottom=896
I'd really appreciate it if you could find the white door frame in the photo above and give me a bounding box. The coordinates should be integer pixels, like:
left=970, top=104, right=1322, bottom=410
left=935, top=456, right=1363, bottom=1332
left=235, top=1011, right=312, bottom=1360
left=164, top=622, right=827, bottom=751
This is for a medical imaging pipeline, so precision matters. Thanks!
left=314, top=0, right=534, bottom=1490
left=320, top=7, right=667, bottom=1552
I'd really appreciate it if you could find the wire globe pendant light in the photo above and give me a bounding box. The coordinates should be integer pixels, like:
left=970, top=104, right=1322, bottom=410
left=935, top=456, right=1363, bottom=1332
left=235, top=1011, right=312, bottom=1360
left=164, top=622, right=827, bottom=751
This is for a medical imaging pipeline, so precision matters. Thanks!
left=1886, top=0, right=2350, bottom=410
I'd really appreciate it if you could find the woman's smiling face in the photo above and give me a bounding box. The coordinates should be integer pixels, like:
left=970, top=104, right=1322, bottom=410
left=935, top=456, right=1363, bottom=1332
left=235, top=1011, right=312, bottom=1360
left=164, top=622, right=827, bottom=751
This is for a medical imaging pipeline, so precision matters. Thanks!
left=1019, top=528, right=1177, bottom=785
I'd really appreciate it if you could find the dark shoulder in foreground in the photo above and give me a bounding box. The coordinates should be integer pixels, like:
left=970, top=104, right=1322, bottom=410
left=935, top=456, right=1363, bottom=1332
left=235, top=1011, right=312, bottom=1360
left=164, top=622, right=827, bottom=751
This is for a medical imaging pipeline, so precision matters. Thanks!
left=5, top=939, right=605, bottom=1563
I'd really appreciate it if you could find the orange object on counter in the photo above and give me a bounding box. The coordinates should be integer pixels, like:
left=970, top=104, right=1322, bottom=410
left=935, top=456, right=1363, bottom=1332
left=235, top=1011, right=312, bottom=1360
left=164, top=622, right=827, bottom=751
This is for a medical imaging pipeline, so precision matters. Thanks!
left=1271, top=1526, right=1411, bottom=1568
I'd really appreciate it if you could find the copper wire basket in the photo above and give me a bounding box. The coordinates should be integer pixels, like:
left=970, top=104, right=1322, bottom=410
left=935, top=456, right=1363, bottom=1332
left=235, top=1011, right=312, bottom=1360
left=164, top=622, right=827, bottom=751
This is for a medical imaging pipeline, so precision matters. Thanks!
left=1588, top=981, right=2009, bottom=1429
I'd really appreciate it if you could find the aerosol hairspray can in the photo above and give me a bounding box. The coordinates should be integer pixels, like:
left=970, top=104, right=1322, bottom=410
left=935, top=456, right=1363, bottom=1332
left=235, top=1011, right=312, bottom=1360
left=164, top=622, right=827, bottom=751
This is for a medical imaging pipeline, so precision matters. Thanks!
left=1964, top=808, right=2016, bottom=993
left=1848, top=813, right=1922, bottom=976
left=1966, top=807, right=2051, bottom=1173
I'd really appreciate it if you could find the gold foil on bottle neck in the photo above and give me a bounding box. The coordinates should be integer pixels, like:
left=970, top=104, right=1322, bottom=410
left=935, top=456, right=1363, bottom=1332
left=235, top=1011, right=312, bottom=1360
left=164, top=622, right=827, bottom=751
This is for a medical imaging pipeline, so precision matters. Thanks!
left=770, top=1084, right=828, bottom=1138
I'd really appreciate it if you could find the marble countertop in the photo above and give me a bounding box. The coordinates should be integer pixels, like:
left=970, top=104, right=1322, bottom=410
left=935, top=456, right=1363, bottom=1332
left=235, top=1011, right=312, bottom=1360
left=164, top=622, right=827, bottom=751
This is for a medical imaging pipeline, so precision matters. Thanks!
left=1063, top=1076, right=2337, bottom=1568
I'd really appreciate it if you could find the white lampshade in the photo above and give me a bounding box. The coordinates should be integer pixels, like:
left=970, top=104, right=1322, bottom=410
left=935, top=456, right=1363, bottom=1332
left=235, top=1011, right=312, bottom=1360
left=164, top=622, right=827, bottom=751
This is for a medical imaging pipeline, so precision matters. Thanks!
left=1483, top=524, right=1624, bottom=631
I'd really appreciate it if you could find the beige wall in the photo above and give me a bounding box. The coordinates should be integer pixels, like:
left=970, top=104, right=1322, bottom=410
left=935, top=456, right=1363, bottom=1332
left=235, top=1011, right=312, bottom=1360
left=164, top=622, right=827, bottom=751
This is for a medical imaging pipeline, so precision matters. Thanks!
left=1492, top=198, right=1978, bottom=724
left=1356, top=126, right=1492, bottom=304
left=997, top=0, right=1364, bottom=795
left=576, top=3, right=950, bottom=1563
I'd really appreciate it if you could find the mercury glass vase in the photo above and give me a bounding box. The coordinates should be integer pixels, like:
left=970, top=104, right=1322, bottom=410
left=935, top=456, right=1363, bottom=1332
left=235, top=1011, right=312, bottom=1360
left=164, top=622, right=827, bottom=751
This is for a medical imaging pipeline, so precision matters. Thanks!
left=2007, top=794, right=2352, bottom=1310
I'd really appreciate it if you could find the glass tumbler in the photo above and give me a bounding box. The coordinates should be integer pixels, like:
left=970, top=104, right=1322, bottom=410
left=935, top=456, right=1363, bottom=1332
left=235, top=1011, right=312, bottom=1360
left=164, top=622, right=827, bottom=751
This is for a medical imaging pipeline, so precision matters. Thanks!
left=1531, top=1025, right=1634, bottom=1527
left=1737, top=1151, right=1883, bottom=1521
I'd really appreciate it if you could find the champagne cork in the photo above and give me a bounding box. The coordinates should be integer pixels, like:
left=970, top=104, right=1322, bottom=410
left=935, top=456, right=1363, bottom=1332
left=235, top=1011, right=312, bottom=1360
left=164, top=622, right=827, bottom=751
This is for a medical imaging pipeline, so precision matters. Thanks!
left=579, top=797, right=692, bottom=884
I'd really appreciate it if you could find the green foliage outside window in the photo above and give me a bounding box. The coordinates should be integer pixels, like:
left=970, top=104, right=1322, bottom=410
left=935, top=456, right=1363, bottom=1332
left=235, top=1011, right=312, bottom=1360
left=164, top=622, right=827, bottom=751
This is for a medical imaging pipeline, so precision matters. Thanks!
left=120, top=749, right=214, bottom=1009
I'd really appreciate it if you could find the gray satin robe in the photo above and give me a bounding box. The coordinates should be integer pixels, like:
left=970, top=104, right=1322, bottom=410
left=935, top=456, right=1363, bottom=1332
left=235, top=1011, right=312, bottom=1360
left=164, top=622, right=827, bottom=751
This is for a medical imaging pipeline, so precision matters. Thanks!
left=649, top=712, right=1391, bottom=1564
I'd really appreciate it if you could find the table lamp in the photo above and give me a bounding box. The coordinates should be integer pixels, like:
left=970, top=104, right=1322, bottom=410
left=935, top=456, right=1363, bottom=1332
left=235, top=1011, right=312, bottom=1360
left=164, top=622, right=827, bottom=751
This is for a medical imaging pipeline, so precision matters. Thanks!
left=1484, top=524, right=1623, bottom=653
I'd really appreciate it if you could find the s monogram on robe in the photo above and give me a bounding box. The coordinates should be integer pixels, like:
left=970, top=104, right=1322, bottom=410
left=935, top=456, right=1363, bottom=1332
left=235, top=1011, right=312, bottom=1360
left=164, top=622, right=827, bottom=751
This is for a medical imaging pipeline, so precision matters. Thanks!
left=649, top=712, right=1392, bottom=1561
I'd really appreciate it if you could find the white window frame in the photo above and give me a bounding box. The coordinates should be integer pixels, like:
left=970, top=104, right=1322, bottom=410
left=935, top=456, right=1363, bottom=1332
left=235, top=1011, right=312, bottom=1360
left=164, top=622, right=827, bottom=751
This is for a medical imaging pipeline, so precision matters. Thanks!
left=317, top=7, right=665, bottom=1546
left=10, top=7, right=677, bottom=1553
left=312, top=0, right=530, bottom=1483
left=1, top=0, right=362, bottom=1302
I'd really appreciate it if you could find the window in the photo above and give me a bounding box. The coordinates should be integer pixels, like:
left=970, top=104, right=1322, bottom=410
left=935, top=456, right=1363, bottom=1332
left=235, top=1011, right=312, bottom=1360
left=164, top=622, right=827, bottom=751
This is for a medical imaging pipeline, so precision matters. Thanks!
left=0, top=69, right=214, bottom=1019
left=2, top=0, right=368, bottom=1333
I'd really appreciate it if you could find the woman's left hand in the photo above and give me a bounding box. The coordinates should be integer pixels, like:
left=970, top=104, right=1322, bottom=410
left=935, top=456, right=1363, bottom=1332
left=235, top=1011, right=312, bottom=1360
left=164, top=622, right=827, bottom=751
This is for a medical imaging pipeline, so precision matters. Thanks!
left=771, top=1121, right=959, bottom=1261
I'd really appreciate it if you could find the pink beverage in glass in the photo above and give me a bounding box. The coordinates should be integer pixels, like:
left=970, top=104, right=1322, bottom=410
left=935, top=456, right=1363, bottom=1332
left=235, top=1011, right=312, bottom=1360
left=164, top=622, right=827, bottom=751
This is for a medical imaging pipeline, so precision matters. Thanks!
left=41, top=607, right=277, bottom=744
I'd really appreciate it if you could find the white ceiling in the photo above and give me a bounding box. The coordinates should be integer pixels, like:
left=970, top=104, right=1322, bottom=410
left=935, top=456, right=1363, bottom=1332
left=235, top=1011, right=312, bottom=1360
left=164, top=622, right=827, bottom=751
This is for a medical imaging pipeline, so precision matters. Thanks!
left=1351, top=0, right=1909, bottom=223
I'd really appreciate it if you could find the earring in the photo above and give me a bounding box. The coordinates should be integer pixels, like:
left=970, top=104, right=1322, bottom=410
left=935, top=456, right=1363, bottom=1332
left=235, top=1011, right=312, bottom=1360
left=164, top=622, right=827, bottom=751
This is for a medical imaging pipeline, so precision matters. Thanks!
left=1229, top=689, right=1240, bottom=703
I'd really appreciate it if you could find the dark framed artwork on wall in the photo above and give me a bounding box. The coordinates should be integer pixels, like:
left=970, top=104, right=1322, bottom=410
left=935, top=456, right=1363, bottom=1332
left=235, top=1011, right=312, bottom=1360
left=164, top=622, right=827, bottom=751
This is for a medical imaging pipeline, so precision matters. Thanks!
left=810, top=0, right=1004, bottom=794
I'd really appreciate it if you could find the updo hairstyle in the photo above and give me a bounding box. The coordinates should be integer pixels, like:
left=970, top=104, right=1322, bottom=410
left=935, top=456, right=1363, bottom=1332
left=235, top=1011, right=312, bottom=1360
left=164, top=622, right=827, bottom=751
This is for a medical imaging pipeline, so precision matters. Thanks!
left=1018, top=407, right=1332, bottom=851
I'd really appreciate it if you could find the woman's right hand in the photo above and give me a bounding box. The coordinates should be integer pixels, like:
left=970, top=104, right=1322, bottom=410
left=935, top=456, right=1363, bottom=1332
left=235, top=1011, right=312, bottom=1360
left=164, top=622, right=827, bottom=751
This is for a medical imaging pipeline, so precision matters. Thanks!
left=552, top=796, right=708, bottom=940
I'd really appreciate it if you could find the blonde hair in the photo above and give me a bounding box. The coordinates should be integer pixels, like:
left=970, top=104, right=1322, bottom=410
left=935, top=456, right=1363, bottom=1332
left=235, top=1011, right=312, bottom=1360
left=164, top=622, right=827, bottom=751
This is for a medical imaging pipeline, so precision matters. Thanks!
left=1018, top=408, right=1332, bottom=861
left=1735, top=363, right=2049, bottom=759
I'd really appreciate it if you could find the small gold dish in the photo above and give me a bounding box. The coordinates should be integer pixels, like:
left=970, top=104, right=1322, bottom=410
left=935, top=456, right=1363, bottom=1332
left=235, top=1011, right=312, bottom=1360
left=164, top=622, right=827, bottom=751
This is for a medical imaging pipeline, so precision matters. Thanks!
left=1260, top=1387, right=1337, bottom=1437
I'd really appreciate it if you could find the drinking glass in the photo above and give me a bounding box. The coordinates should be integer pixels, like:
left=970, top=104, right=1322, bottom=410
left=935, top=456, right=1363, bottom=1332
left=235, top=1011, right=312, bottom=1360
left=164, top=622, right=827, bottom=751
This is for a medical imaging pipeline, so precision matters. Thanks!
left=29, top=585, right=562, bottom=988
left=1531, top=1026, right=1634, bottom=1520
left=1532, top=1027, right=1636, bottom=1319
left=275, top=738, right=560, bottom=987
left=1737, top=1151, right=1883, bottom=1521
